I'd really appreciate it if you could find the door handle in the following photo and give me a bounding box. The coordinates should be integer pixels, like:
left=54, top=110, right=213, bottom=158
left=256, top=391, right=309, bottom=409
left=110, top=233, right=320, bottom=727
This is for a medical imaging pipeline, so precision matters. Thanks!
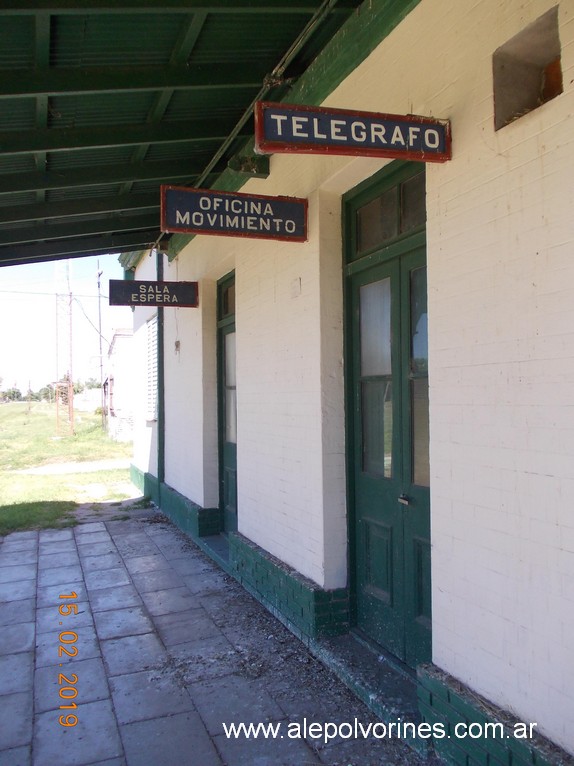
left=398, top=494, right=410, bottom=506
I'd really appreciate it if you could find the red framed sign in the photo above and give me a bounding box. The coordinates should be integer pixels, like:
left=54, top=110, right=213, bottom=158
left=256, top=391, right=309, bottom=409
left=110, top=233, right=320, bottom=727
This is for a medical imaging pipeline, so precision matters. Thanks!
left=254, top=101, right=451, bottom=163
left=161, top=185, right=307, bottom=242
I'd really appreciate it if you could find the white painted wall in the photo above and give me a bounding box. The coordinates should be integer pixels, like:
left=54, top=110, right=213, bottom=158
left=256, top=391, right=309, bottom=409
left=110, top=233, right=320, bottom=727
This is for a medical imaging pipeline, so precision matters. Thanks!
left=162, top=255, right=219, bottom=508
left=131, top=0, right=574, bottom=751
left=131, top=251, right=158, bottom=477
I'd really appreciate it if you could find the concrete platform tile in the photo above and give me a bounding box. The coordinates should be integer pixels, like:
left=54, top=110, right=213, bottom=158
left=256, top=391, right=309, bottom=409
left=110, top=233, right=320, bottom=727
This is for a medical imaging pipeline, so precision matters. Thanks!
left=0, top=622, right=35, bottom=655
left=80, top=552, right=124, bottom=572
left=74, top=522, right=107, bottom=535
left=0, top=538, right=37, bottom=553
left=2, top=529, right=39, bottom=550
left=37, top=583, right=88, bottom=609
left=113, top=535, right=159, bottom=559
left=0, top=597, right=35, bottom=627
left=123, top=554, right=171, bottom=575
left=154, top=607, right=222, bottom=647
left=93, top=606, right=154, bottom=640
left=120, top=711, right=222, bottom=766
left=36, top=601, right=93, bottom=635
left=130, top=567, right=182, bottom=594
left=0, top=652, right=34, bottom=695
left=39, top=529, right=73, bottom=542
left=0, top=746, right=31, bottom=766
left=88, top=584, right=143, bottom=613
left=188, top=674, right=284, bottom=737
left=141, top=586, right=200, bottom=616
left=169, top=556, right=213, bottom=577
left=0, top=579, right=36, bottom=603
left=35, top=624, right=100, bottom=668
left=38, top=539, right=77, bottom=555
left=110, top=667, right=195, bottom=724
left=0, top=550, right=38, bottom=566
left=37, top=565, right=83, bottom=588
left=0, top=564, right=37, bottom=584
left=212, top=727, right=320, bottom=766
left=72, top=531, right=111, bottom=545
left=0, top=691, right=32, bottom=750
left=84, top=567, right=131, bottom=591
left=183, top=570, right=228, bottom=595
left=74, top=541, right=116, bottom=557
left=38, top=551, right=80, bottom=570
left=34, top=656, right=110, bottom=713
left=101, top=632, right=168, bottom=676
left=33, top=699, right=123, bottom=766
left=168, top=634, right=240, bottom=683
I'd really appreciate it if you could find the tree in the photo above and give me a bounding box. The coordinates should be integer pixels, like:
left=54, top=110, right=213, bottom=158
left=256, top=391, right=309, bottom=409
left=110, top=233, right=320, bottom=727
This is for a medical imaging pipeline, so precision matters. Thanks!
left=4, top=388, right=22, bottom=401
left=38, top=385, right=54, bottom=402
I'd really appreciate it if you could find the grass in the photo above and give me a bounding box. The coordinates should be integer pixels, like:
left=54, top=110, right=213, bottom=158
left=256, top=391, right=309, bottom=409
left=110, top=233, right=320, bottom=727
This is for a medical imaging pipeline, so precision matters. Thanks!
left=0, top=402, right=139, bottom=536
left=0, top=401, right=132, bottom=471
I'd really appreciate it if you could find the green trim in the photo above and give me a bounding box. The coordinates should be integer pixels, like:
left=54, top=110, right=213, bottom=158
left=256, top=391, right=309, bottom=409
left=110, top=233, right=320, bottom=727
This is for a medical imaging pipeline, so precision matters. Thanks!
left=418, top=664, right=572, bottom=766
left=129, top=466, right=222, bottom=537
left=119, top=249, right=147, bottom=271
left=156, top=250, right=165, bottom=485
left=128, top=467, right=348, bottom=638
left=130, top=464, right=160, bottom=506
left=167, top=0, right=422, bottom=260
left=229, top=532, right=350, bottom=639
left=160, top=483, right=222, bottom=538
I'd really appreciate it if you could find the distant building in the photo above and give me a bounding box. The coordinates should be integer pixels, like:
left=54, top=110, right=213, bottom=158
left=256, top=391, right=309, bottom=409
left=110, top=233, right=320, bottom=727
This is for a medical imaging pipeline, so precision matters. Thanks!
left=104, top=329, right=134, bottom=442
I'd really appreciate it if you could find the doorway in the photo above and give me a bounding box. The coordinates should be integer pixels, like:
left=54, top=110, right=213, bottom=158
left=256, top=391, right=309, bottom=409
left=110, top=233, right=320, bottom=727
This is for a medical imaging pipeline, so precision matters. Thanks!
left=346, top=164, right=431, bottom=668
left=217, top=273, right=237, bottom=532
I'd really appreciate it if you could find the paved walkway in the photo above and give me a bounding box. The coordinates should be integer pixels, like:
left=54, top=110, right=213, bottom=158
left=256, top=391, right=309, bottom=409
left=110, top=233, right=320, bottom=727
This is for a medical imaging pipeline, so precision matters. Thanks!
left=0, top=510, right=429, bottom=766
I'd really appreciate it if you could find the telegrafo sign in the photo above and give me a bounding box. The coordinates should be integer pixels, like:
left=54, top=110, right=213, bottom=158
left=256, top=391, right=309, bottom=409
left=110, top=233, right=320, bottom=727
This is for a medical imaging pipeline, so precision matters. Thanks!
left=254, top=102, right=451, bottom=163
left=161, top=186, right=307, bottom=242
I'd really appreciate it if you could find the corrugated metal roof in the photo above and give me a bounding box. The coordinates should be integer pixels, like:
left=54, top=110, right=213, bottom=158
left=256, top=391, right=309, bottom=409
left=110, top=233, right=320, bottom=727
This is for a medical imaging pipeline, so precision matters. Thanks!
left=0, top=0, right=361, bottom=267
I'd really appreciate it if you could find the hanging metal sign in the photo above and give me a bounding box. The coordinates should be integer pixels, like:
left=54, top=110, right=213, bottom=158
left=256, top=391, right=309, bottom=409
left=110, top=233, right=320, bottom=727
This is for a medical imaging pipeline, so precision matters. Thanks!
left=161, top=185, right=307, bottom=242
left=254, top=101, right=451, bottom=163
left=109, top=280, right=198, bottom=307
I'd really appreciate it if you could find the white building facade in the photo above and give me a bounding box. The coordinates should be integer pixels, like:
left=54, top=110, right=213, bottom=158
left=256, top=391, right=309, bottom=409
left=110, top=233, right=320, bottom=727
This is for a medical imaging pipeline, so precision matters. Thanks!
left=124, top=0, right=574, bottom=762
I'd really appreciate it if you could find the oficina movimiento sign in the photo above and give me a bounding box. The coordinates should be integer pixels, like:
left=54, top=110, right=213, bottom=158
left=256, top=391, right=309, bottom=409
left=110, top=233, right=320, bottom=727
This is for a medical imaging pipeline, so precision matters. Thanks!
left=161, top=186, right=308, bottom=242
left=254, top=101, right=451, bottom=163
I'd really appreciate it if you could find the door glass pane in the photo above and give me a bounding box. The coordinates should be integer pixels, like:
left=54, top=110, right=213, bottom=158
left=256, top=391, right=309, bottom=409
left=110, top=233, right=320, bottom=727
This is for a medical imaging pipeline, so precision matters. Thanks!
left=360, top=279, right=392, bottom=376
left=356, top=188, right=398, bottom=253
left=401, top=172, right=426, bottom=233
left=412, top=378, right=429, bottom=486
left=362, top=380, right=393, bottom=478
left=225, top=332, right=236, bottom=386
left=225, top=332, right=237, bottom=443
left=410, top=267, right=428, bottom=375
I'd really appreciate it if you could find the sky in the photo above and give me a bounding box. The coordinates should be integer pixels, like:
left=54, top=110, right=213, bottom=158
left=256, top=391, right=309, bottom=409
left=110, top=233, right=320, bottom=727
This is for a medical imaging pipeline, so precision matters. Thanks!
left=0, top=255, right=133, bottom=393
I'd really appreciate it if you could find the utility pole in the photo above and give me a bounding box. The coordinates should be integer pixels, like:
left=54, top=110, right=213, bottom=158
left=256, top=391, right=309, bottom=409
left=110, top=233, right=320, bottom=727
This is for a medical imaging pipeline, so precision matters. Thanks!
left=97, top=261, right=105, bottom=428
left=55, top=261, right=74, bottom=435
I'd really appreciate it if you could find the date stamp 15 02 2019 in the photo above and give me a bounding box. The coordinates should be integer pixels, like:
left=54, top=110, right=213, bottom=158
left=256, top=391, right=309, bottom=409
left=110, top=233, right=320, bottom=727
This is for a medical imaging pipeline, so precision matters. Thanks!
left=57, top=591, right=79, bottom=727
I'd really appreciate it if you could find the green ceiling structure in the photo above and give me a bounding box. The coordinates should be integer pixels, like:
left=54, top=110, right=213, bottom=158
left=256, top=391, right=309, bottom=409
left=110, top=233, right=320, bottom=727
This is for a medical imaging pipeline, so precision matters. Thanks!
left=0, top=0, right=362, bottom=267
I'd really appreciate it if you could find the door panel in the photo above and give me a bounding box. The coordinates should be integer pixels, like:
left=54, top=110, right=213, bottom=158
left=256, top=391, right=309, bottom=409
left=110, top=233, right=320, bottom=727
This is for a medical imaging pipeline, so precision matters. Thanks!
left=218, top=275, right=237, bottom=533
left=351, top=247, right=431, bottom=668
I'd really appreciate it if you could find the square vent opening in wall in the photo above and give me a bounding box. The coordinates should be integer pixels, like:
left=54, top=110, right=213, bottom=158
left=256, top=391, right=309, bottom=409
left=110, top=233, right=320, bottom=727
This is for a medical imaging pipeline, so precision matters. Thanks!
left=493, top=6, right=562, bottom=130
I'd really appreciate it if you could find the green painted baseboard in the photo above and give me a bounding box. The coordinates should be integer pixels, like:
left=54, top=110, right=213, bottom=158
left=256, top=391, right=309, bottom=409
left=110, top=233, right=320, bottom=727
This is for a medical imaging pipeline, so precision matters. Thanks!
left=418, top=664, right=572, bottom=766
left=129, top=467, right=349, bottom=640
left=229, top=532, right=349, bottom=640
left=129, top=465, right=221, bottom=537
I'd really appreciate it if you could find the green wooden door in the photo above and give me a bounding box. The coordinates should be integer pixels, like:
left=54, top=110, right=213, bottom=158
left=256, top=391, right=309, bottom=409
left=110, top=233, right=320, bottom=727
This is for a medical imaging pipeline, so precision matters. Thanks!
left=218, top=274, right=237, bottom=532
left=346, top=164, right=430, bottom=668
